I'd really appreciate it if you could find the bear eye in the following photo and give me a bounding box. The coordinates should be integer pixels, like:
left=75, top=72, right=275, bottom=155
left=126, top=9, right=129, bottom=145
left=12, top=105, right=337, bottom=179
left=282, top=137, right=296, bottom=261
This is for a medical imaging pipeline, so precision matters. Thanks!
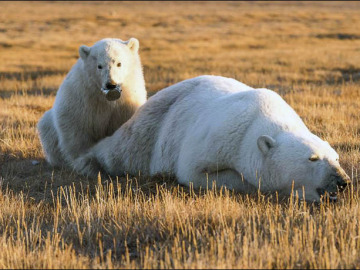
left=117, top=62, right=121, bottom=67
left=309, top=155, right=320, bottom=162
left=97, top=65, right=102, bottom=69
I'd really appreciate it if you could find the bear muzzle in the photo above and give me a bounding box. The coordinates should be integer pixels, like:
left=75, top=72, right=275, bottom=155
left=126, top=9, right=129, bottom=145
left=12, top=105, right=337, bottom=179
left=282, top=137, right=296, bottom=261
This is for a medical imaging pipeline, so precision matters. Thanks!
left=316, top=168, right=352, bottom=202
left=101, top=84, right=122, bottom=101
left=336, top=169, right=352, bottom=192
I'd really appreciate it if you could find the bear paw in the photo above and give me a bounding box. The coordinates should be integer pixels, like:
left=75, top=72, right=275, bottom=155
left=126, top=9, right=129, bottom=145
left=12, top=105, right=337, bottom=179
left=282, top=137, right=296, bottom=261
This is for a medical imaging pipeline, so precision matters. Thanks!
left=73, top=153, right=103, bottom=178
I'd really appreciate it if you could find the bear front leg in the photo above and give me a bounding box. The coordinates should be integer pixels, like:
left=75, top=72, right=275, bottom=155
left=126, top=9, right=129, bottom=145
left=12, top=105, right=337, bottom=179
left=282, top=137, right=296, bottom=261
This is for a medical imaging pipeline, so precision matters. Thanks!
left=37, top=109, right=67, bottom=167
left=55, top=118, right=95, bottom=166
left=183, top=167, right=257, bottom=194
left=290, top=187, right=321, bottom=203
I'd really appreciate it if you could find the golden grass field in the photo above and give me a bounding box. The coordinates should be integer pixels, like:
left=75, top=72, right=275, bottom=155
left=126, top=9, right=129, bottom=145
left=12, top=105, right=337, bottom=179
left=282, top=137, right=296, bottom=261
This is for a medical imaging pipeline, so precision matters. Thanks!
left=1, top=1, right=360, bottom=268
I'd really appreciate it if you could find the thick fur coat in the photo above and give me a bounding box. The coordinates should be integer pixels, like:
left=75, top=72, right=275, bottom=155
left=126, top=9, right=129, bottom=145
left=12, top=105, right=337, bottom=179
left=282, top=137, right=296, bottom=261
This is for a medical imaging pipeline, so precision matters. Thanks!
left=75, top=75, right=350, bottom=202
left=38, top=38, right=146, bottom=167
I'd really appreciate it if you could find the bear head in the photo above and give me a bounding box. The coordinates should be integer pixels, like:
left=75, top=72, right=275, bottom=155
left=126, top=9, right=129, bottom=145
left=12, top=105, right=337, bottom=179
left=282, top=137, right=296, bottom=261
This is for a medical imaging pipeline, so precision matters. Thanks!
left=257, top=131, right=351, bottom=202
left=78, top=38, right=140, bottom=101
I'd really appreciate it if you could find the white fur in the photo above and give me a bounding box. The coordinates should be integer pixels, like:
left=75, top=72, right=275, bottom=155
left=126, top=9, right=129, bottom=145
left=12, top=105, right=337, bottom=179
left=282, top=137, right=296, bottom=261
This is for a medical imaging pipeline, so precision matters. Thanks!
left=75, top=75, right=350, bottom=202
left=38, top=38, right=146, bottom=167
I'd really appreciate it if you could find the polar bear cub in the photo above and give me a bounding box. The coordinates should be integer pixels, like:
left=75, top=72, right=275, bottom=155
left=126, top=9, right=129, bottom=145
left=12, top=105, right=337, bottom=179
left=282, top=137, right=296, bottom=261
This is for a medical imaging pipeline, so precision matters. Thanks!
left=37, top=38, right=146, bottom=167
left=75, top=75, right=351, bottom=202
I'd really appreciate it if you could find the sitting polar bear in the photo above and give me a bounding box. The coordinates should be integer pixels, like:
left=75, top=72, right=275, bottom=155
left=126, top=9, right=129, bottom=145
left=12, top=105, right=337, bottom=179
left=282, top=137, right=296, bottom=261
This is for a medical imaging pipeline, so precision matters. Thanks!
left=75, top=75, right=351, bottom=202
left=38, top=38, right=146, bottom=167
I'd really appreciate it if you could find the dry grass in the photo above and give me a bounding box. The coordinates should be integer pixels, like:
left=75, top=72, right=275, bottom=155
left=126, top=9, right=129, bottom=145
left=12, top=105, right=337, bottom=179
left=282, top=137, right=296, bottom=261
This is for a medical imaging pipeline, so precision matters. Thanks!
left=1, top=1, right=360, bottom=268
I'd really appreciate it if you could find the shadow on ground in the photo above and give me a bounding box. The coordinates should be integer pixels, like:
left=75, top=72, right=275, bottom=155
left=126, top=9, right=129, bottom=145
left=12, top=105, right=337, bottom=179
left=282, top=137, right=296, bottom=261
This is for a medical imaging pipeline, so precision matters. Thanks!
left=0, top=155, right=181, bottom=204
left=1, top=155, right=349, bottom=211
left=0, top=69, right=66, bottom=81
left=0, top=69, right=66, bottom=99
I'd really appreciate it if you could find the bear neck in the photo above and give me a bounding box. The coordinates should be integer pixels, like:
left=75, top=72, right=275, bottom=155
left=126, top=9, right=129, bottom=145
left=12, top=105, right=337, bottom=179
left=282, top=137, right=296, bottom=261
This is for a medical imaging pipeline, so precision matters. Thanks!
left=236, top=116, right=283, bottom=192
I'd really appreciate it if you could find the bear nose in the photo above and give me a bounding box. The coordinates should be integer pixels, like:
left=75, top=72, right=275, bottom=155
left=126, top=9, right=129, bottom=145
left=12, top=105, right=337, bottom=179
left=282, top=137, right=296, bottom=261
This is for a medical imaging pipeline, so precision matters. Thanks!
left=106, top=83, right=117, bottom=90
left=335, top=170, right=351, bottom=192
left=337, top=177, right=351, bottom=192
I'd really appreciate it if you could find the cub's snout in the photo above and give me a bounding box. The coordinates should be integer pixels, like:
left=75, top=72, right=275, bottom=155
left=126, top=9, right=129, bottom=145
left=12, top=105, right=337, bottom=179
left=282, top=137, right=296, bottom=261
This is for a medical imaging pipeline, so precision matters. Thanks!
left=101, top=83, right=122, bottom=101
left=106, top=83, right=118, bottom=90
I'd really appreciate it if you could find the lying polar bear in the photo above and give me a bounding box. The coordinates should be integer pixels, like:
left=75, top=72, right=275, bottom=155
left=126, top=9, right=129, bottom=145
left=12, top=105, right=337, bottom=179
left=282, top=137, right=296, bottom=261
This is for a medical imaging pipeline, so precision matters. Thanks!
left=75, top=75, right=351, bottom=202
left=38, top=38, right=146, bottom=167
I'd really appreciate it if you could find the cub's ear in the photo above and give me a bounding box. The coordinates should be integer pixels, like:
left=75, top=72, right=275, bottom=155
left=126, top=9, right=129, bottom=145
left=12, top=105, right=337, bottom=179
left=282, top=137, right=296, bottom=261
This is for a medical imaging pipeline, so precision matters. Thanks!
left=127, top=37, right=139, bottom=52
left=79, top=45, right=90, bottom=59
left=257, top=135, right=276, bottom=155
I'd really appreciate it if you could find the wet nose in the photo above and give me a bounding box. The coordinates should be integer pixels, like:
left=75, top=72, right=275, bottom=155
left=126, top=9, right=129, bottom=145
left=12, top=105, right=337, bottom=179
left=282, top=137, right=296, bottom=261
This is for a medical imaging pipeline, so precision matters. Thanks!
left=106, top=83, right=117, bottom=89
left=336, top=170, right=352, bottom=191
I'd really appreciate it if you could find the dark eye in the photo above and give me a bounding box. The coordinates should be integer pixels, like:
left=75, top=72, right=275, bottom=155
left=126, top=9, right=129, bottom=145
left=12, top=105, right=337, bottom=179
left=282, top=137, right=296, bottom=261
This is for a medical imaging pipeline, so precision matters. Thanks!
left=309, top=155, right=320, bottom=162
left=117, top=62, right=121, bottom=67
left=98, top=65, right=102, bottom=69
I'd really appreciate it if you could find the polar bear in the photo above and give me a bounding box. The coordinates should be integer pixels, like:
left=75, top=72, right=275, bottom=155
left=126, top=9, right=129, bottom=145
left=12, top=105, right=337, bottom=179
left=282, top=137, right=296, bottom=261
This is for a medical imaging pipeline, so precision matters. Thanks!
left=37, top=38, right=146, bottom=167
left=74, top=75, right=351, bottom=202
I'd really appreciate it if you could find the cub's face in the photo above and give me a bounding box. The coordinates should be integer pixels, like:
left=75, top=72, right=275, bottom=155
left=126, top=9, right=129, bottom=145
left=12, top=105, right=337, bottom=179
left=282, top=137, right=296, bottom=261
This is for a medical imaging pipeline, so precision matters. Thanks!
left=258, top=132, right=351, bottom=202
left=79, top=38, right=139, bottom=101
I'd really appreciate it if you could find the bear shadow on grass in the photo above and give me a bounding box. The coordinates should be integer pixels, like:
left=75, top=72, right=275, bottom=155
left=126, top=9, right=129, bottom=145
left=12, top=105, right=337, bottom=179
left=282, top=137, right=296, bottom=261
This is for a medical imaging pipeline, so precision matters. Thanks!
left=0, top=154, right=184, bottom=206
left=0, top=154, right=341, bottom=211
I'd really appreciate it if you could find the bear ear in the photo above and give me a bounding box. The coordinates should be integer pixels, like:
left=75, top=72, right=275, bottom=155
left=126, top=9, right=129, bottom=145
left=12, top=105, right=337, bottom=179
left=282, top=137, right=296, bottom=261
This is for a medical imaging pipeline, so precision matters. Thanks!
left=127, top=38, right=139, bottom=52
left=257, top=135, right=276, bottom=155
left=79, top=45, right=90, bottom=59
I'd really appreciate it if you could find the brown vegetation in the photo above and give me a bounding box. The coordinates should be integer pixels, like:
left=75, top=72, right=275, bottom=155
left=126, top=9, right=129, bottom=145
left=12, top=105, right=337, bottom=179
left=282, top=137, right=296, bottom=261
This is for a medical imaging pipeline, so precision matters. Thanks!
left=1, top=1, right=360, bottom=268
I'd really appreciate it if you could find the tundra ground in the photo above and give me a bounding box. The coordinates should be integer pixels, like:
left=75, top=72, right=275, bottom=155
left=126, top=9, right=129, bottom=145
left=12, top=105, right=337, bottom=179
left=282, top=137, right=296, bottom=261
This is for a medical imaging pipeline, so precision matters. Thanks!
left=1, top=1, right=360, bottom=268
